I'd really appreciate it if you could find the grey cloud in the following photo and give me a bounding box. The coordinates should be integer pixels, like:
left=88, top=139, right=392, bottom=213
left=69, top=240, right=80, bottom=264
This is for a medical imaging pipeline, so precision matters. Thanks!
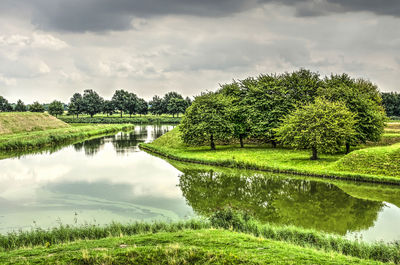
left=1, top=0, right=399, bottom=33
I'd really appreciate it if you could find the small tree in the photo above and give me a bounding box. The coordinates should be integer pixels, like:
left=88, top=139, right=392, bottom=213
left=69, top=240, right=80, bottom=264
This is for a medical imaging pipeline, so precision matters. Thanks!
left=0, top=96, right=13, bottom=112
left=48, top=100, right=64, bottom=117
left=14, top=99, right=27, bottom=112
left=125, top=93, right=138, bottom=117
left=111, top=90, right=129, bottom=117
left=275, top=98, right=356, bottom=160
left=137, top=98, right=148, bottom=116
left=68, top=93, right=83, bottom=118
left=29, top=101, right=45, bottom=112
left=180, top=92, right=233, bottom=150
left=103, top=100, right=115, bottom=116
left=82, top=89, right=103, bottom=118
left=149, top=95, right=163, bottom=115
left=162, top=92, right=184, bottom=114
left=167, top=97, right=186, bottom=117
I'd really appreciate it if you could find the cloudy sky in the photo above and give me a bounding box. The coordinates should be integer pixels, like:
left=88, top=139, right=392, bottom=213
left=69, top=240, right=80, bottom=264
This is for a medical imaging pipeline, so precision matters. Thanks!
left=0, top=0, right=399, bottom=103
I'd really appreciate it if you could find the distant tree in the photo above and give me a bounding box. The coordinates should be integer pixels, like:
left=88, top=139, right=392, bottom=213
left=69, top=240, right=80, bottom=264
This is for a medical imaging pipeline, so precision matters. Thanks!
left=0, top=96, right=13, bottom=112
left=82, top=89, right=104, bottom=117
left=103, top=100, right=115, bottom=116
left=381, top=92, right=400, bottom=117
left=14, top=99, right=27, bottom=112
left=68, top=93, right=83, bottom=118
left=48, top=100, right=64, bottom=117
left=219, top=82, right=251, bottom=148
left=184, top=96, right=192, bottom=110
left=125, top=93, right=138, bottom=117
left=167, top=97, right=187, bottom=117
left=149, top=95, right=163, bottom=115
left=275, top=98, right=356, bottom=160
left=137, top=98, right=148, bottom=116
left=180, top=92, right=233, bottom=150
left=162, top=92, right=184, bottom=114
left=29, top=101, right=45, bottom=112
left=318, top=74, right=387, bottom=153
left=111, top=90, right=129, bottom=117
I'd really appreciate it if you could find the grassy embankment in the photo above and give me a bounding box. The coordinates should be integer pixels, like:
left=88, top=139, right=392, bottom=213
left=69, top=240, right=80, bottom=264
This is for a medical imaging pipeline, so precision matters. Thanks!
left=1, top=211, right=398, bottom=264
left=0, top=112, right=134, bottom=153
left=140, top=124, right=400, bottom=184
left=59, top=114, right=181, bottom=124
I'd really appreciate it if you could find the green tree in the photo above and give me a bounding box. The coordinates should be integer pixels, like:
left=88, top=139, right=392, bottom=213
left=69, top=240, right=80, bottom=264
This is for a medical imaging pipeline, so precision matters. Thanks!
left=125, top=93, right=138, bottom=117
left=111, top=90, right=129, bottom=117
left=381, top=92, right=400, bottom=117
left=0, top=96, right=13, bottom=112
left=162, top=92, right=184, bottom=114
left=275, top=98, right=356, bottom=160
left=180, top=92, right=233, bottom=150
left=48, top=100, right=64, bottom=117
left=184, top=96, right=192, bottom=110
left=319, top=74, right=387, bottom=153
left=167, top=97, right=186, bottom=117
left=68, top=93, right=83, bottom=118
left=243, top=69, right=321, bottom=147
left=14, top=99, right=27, bottom=112
left=149, top=95, right=163, bottom=115
left=137, top=98, right=148, bottom=116
left=82, top=89, right=103, bottom=118
left=29, top=101, right=45, bottom=112
left=102, top=100, right=115, bottom=116
left=219, top=82, right=251, bottom=148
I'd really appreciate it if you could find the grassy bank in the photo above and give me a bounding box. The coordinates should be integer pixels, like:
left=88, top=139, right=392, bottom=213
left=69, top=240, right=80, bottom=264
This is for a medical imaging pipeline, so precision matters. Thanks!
left=1, top=210, right=399, bottom=264
left=59, top=115, right=181, bottom=124
left=0, top=124, right=134, bottom=151
left=140, top=127, right=400, bottom=184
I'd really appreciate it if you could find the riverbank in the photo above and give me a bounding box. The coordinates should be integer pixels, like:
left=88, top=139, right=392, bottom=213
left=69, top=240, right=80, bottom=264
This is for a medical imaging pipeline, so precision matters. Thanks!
left=140, top=127, right=400, bottom=184
left=0, top=123, right=134, bottom=151
left=1, top=211, right=398, bottom=264
left=59, top=115, right=181, bottom=124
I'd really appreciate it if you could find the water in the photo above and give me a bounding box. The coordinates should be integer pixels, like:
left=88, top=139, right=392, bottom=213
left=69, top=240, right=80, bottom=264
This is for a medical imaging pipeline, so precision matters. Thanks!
left=1, top=125, right=400, bottom=243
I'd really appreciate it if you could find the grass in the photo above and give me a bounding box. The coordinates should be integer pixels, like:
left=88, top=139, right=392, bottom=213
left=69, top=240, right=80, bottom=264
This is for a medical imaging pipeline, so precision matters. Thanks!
left=140, top=126, right=400, bottom=184
left=59, top=114, right=181, bottom=124
left=0, top=230, right=384, bottom=265
left=1, top=210, right=399, bottom=264
left=0, top=112, right=68, bottom=134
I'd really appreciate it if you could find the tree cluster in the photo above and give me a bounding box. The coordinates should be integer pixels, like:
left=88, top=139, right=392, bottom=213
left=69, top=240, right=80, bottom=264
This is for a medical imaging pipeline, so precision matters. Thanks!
left=180, top=69, right=387, bottom=159
left=381, top=92, right=400, bottom=118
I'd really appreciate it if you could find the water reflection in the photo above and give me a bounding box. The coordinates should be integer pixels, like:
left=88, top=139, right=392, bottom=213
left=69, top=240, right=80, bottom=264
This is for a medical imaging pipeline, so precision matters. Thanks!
left=0, top=125, right=194, bottom=233
left=176, top=165, right=400, bottom=241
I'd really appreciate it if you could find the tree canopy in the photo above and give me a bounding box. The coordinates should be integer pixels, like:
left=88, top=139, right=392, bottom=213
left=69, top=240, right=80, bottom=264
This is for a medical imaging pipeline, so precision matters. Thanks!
left=14, top=99, right=27, bottom=112
left=275, top=98, right=356, bottom=160
left=0, top=96, right=13, bottom=112
left=82, top=89, right=104, bottom=117
left=29, top=101, right=45, bottom=112
left=48, top=100, right=64, bottom=117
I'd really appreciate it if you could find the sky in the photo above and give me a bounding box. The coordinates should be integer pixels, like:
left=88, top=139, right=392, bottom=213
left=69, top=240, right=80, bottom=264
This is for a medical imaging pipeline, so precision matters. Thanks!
left=0, top=0, right=399, bottom=103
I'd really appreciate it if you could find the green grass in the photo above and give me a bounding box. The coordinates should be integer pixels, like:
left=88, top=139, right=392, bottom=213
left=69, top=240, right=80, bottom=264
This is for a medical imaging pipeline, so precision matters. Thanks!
left=0, top=112, right=68, bottom=134
left=140, top=127, right=400, bottom=184
left=0, top=124, right=134, bottom=151
left=0, top=229, right=384, bottom=265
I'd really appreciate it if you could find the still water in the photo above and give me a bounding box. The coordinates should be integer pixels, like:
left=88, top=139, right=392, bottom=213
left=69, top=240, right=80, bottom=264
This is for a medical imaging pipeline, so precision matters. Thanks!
left=1, top=125, right=400, bottom=243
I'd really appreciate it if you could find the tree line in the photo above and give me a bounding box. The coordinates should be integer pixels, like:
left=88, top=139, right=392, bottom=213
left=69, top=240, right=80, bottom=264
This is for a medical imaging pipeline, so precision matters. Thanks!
left=381, top=92, right=400, bottom=118
left=180, top=69, right=387, bottom=160
left=0, top=90, right=192, bottom=118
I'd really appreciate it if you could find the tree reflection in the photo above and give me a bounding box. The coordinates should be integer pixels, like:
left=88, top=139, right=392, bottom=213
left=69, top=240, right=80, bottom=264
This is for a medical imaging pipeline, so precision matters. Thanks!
left=179, top=169, right=384, bottom=235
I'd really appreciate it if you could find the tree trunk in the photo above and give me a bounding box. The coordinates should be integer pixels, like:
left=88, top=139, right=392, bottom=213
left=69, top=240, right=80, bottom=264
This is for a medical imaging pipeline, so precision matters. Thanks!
left=90, top=114, right=94, bottom=118
left=210, top=134, right=216, bottom=150
left=271, top=140, right=277, bottom=148
left=130, top=113, right=132, bottom=117
left=311, top=146, right=318, bottom=160
left=76, top=114, right=79, bottom=118
left=239, top=134, right=244, bottom=148
left=346, top=143, right=350, bottom=154
left=120, top=110, right=123, bottom=118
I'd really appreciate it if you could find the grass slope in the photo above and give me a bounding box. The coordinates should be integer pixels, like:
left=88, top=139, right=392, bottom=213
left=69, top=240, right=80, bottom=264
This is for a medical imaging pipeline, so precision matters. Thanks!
left=141, top=127, right=400, bottom=184
left=0, top=112, right=68, bottom=134
left=0, top=230, right=384, bottom=265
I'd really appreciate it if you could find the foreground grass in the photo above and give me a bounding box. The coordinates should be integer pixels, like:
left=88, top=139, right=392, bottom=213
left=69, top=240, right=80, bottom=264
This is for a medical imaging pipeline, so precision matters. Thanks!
left=0, top=230, right=384, bottom=265
left=2, top=209, right=399, bottom=264
left=140, top=127, right=400, bottom=184
left=0, top=124, right=134, bottom=151
left=0, top=112, right=68, bottom=134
